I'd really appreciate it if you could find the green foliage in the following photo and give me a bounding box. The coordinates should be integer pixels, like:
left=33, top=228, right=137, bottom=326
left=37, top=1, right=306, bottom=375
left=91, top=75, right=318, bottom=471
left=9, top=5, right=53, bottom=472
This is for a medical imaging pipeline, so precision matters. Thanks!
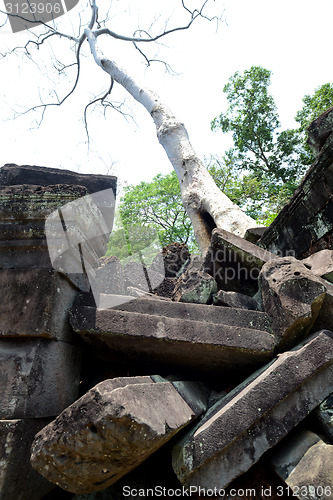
left=206, top=155, right=291, bottom=224
left=211, top=66, right=333, bottom=223
left=106, top=171, right=197, bottom=256
left=211, top=66, right=305, bottom=186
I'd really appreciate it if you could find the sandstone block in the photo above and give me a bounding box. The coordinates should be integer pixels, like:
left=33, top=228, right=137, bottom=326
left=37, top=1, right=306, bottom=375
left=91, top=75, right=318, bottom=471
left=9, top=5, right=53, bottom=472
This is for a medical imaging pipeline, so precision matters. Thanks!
left=0, top=184, right=88, bottom=270
left=112, top=295, right=268, bottom=327
left=204, top=228, right=276, bottom=295
left=0, top=269, right=77, bottom=341
left=259, top=256, right=327, bottom=350
left=213, top=290, right=259, bottom=310
left=0, top=418, right=54, bottom=500
left=172, top=330, right=333, bottom=490
left=302, top=249, right=333, bottom=283
left=0, top=339, right=81, bottom=418
left=271, top=430, right=333, bottom=500
left=30, top=376, right=206, bottom=494
left=69, top=300, right=275, bottom=374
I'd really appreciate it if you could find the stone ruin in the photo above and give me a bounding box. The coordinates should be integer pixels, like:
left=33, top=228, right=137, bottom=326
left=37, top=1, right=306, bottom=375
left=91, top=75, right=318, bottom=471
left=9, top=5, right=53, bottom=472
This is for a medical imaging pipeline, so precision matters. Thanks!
left=0, top=109, right=333, bottom=500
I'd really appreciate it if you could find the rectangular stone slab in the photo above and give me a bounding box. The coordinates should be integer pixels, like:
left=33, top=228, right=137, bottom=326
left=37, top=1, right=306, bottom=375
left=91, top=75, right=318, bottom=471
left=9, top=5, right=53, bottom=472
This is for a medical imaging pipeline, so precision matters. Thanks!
left=69, top=304, right=276, bottom=374
left=172, top=330, right=333, bottom=489
left=0, top=339, right=81, bottom=418
left=203, top=228, right=277, bottom=295
left=30, top=376, right=207, bottom=494
left=0, top=269, right=77, bottom=341
left=77, top=294, right=272, bottom=331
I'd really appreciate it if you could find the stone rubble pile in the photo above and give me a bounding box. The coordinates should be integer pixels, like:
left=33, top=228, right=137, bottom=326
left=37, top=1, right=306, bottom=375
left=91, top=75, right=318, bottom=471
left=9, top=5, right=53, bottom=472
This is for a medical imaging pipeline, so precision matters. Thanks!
left=0, top=109, right=333, bottom=500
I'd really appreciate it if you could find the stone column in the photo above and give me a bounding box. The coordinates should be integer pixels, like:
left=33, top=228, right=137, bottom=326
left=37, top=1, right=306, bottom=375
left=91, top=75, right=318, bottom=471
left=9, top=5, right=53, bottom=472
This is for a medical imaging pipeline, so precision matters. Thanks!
left=0, top=164, right=116, bottom=499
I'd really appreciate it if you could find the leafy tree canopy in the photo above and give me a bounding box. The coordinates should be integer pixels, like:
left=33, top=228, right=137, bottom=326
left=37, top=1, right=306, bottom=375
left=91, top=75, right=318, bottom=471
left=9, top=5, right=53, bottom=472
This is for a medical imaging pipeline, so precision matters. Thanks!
left=106, top=171, right=196, bottom=258
left=211, top=66, right=333, bottom=222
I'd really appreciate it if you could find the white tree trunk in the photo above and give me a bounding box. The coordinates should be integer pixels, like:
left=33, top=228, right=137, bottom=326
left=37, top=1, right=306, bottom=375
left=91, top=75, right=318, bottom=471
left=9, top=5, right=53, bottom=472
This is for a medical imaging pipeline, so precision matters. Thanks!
left=85, top=30, right=258, bottom=254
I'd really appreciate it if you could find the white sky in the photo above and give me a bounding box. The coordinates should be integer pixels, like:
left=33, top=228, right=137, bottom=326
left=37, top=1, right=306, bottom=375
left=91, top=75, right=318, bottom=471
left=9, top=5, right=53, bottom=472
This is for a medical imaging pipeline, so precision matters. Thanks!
left=0, top=0, right=332, bottom=189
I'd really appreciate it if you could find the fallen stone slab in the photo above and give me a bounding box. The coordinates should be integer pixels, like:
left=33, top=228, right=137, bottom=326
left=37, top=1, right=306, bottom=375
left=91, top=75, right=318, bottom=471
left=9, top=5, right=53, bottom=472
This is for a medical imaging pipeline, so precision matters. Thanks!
left=0, top=339, right=81, bottom=418
left=172, top=330, right=333, bottom=490
left=95, top=256, right=126, bottom=295
left=259, top=256, right=327, bottom=350
left=30, top=376, right=208, bottom=494
left=69, top=300, right=275, bottom=374
left=0, top=418, right=54, bottom=500
left=271, top=429, right=333, bottom=500
left=0, top=269, right=77, bottom=341
left=203, top=228, right=276, bottom=295
left=302, top=249, right=333, bottom=283
left=213, top=290, right=259, bottom=310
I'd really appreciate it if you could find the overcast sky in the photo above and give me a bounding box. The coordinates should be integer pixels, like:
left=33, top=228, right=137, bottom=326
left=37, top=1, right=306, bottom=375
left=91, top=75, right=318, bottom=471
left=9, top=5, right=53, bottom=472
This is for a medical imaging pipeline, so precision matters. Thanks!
left=0, top=0, right=332, bottom=188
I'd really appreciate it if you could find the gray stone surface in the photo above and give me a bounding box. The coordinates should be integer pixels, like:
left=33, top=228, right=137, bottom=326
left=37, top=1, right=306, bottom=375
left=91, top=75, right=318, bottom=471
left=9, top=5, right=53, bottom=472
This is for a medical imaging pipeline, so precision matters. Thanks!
left=315, top=392, right=333, bottom=441
left=122, top=261, right=163, bottom=294
left=70, top=300, right=275, bottom=374
left=213, top=290, right=259, bottom=310
left=244, top=226, right=268, bottom=244
left=0, top=418, right=54, bottom=500
left=95, top=256, right=126, bottom=295
left=259, top=256, right=327, bottom=350
left=151, top=242, right=190, bottom=278
left=312, top=279, right=333, bottom=332
left=272, top=430, right=333, bottom=500
left=30, top=376, right=205, bottom=494
left=114, top=295, right=269, bottom=328
left=286, top=441, right=333, bottom=499
left=172, top=255, right=217, bottom=304
left=172, top=330, right=333, bottom=490
left=0, top=269, right=77, bottom=341
left=307, top=106, right=333, bottom=156
left=204, top=228, right=276, bottom=295
left=302, top=249, right=333, bottom=283
left=0, top=183, right=88, bottom=270
left=0, top=339, right=81, bottom=418
left=270, top=429, right=321, bottom=479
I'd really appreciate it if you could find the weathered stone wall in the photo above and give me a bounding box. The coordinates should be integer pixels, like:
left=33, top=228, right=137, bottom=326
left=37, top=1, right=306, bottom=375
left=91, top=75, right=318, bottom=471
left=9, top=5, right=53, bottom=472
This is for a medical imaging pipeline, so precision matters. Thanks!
left=0, top=164, right=116, bottom=500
